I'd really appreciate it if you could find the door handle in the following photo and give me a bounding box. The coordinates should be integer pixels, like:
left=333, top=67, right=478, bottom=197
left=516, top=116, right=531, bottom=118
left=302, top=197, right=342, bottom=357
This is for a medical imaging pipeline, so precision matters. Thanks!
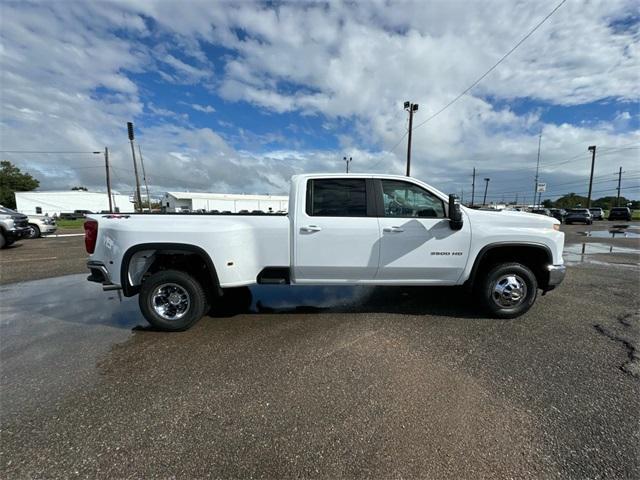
left=301, top=225, right=322, bottom=232
left=383, top=226, right=404, bottom=233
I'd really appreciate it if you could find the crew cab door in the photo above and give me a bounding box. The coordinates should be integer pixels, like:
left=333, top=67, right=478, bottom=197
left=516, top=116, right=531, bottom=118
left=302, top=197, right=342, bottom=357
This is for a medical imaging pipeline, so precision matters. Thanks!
left=293, top=177, right=380, bottom=283
left=375, top=179, right=471, bottom=283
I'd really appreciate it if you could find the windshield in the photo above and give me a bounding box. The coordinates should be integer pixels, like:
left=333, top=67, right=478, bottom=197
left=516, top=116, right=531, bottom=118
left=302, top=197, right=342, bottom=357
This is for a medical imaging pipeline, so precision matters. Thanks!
left=0, top=206, right=18, bottom=215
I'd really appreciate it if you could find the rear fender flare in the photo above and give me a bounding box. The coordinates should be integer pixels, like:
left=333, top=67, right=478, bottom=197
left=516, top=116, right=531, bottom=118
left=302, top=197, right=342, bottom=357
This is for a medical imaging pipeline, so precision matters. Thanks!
left=120, top=243, right=220, bottom=297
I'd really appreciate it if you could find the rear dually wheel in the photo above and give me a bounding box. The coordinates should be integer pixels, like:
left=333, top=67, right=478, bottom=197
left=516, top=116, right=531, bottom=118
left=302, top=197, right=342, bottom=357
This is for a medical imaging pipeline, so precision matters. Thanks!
left=139, top=270, right=208, bottom=331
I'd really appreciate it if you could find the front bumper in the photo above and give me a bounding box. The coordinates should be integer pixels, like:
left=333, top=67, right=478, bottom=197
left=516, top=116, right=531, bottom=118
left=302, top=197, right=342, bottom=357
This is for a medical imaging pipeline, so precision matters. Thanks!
left=4, top=227, right=30, bottom=241
left=87, top=261, right=121, bottom=291
left=547, top=264, right=566, bottom=287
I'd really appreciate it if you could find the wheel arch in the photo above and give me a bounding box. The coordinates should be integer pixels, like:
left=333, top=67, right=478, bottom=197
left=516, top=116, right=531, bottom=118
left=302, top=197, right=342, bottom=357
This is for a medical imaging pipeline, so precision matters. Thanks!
left=120, top=243, right=220, bottom=297
left=466, top=242, right=553, bottom=291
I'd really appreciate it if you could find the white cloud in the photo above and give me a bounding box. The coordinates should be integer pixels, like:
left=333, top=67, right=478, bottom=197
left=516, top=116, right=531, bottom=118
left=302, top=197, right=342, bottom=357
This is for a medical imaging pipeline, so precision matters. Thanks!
left=190, top=104, right=216, bottom=113
left=0, top=0, right=638, bottom=202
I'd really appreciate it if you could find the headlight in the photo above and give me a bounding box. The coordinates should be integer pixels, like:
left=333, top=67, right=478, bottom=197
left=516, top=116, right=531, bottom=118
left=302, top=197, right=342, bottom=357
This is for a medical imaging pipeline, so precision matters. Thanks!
left=552, top=224, right=560, bottom=231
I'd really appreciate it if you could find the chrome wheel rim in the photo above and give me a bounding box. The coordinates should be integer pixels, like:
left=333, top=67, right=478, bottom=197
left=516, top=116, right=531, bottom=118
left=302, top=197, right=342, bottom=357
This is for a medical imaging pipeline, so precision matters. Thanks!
left=151, top=283, right=191, bottom=321
left=492, top=274, right=527, bottom=308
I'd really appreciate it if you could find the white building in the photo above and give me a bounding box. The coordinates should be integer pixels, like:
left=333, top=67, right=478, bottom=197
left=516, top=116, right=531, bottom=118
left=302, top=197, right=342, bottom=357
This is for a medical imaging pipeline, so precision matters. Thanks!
left=14, top=191, right=134, bottom=216
left=163, top=192, right=289, bottom=213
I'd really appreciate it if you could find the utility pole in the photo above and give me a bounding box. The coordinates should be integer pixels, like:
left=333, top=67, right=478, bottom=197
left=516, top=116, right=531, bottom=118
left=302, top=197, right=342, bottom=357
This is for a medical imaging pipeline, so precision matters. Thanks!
left=587, top=145, right=596, bottom=208
left=471, top=167, right=476, bottom=207
left=616, top=166, right=622, bottom=207
left=127, top=122, right=143, bottom=213
left=533, top=131, right=542, bottom=207
left=138, top=144, right=151, bottom=211
left=404, top=101, right=418, bottom=176
left=482, top=177, right=490, bottom=206
left=515, top=192, right=519, bottom=205
left=104, top=147, right=113, bottom=213
left=343, top=156, right=352, bottom=174
left=460, top=189, right=464, bottom=204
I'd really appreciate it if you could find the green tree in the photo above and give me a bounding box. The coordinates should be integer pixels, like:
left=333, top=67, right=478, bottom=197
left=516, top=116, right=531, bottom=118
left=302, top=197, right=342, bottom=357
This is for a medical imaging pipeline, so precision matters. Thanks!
left=0, top=160, right=40, bottom=209
left=553, top=193, right=588, bottom=209
left=542, top=199, right=554, bottom=208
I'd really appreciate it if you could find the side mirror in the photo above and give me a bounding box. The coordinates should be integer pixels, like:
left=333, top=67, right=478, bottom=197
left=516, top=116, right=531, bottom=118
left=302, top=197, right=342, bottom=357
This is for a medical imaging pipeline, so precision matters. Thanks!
left=448, top=194, right=463, bottom=230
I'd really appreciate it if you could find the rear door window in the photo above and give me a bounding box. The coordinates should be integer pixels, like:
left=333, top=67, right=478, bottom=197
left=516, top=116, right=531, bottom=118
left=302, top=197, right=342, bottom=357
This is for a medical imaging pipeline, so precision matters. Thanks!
left=306, top=179, right=367, bottom=217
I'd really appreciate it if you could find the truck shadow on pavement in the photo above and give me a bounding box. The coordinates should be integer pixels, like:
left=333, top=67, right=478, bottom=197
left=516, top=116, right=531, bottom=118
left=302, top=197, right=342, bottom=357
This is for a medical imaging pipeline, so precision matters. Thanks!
left=204, top=284, right=486, bottom=321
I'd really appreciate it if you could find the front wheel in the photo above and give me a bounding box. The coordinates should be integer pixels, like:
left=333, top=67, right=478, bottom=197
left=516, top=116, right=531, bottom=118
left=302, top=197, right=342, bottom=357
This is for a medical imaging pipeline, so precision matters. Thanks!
left=27, top=224, right=41, bottom=239
left=477, top=263, right=538, bottom=318
left=139, top=270, right=208, bottom=331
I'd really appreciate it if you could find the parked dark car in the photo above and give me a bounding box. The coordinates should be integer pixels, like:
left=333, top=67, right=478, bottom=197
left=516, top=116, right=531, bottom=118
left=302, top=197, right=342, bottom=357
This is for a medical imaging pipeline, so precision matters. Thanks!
left=589, top=208, right=604, bottom=220
left=531, top=208, right=552, bottom=217
left=549, top=208, right=566, bottom=223
left=608, top=207, right=632, bottom=221
left=565, top=208, right=593, bottom=225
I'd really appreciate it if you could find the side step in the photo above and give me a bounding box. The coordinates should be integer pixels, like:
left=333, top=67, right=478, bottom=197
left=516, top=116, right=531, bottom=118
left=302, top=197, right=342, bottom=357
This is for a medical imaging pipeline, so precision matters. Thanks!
left=257, top=267, right=290, bottom=285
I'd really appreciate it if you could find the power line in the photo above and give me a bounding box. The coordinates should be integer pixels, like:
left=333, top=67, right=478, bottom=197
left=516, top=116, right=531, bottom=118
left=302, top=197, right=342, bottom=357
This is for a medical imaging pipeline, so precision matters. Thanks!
left=410, top=0, right=567, bottom=133
left=0, top=150, right=102, bottom=154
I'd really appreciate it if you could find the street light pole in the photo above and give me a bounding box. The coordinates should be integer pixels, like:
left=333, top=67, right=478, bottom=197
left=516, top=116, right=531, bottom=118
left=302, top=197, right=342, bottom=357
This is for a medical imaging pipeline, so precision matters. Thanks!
left=482, top=177, right=490, bottom=206
left=127, top=122, right=143, bottom=212
left=587, top=145, right=596, bottom=208
left=533, top=131, right=542, bottom=207
left=344, top=156, right=352, bottom=173
left=138, top=145, right=151, bottom=211
left=616, top=166, right=622, bottom=207
left=404, top=101, right=419, bottom=176
left=104, top=147, right=113, bottom=213
left=471, top=167, right=476, bottom=207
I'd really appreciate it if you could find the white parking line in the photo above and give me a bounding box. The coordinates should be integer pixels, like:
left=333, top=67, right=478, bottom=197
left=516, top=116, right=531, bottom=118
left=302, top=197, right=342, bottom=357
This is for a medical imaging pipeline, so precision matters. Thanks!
left=46, top=234, right=85, bottom=237
left=0, top=257, right=58, bottom=263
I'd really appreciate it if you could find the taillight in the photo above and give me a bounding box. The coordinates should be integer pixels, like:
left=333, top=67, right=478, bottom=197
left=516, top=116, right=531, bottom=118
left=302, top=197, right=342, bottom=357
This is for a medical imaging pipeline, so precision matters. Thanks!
left=84, top=220, right=98, bottom=254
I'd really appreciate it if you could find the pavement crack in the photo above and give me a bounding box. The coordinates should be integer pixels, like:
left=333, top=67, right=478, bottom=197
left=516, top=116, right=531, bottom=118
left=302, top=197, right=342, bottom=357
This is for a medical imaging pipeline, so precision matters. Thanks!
left=594, top=312, right=640, bottom=378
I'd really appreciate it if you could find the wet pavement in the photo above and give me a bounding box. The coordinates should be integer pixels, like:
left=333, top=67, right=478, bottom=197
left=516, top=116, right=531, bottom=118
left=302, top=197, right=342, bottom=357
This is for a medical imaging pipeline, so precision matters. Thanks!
left=1, top=222, right=639, bottom=478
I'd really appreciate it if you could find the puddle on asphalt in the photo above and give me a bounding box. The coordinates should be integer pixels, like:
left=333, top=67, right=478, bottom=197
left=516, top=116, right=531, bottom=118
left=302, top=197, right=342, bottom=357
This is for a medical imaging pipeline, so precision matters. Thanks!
left=578, top=230, right=640, bottom=239
left=563, top=242, right=640, bottom=267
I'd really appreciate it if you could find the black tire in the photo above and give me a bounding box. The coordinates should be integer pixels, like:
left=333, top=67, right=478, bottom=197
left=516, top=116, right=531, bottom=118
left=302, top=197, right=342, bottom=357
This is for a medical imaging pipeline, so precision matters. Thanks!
left=0, top=232, right=5, bottom=249
left=477, top=262, right=538, bottom=319
left=27, top=224, right=40, bottom=239
left=139, top=270, right=208, bottom=331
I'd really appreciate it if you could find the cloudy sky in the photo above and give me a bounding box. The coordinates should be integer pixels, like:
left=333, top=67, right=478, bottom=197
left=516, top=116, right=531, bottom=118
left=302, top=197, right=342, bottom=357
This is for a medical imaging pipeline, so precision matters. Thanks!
left=1, top=0, right=639, bottom=203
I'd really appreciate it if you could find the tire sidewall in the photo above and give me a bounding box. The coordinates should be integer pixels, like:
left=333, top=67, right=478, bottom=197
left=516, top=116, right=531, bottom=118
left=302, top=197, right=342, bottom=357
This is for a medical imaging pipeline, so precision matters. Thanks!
left=139, top=270, right=207, bottom=331
left=481, top=263, right=538, bottom=318
left=27, top=224, right=40, bottom=239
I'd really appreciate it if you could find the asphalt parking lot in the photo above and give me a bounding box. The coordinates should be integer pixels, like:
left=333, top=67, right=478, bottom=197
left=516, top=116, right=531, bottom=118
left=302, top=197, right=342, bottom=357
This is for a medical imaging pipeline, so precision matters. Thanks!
left=1, top=222, right=639, bottom=478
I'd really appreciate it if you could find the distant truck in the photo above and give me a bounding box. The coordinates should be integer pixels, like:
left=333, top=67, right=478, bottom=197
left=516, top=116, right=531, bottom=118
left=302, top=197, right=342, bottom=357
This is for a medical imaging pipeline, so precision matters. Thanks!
left=0, top=205, right=30, bottom=248
left=59, top=210, right=94, bottom=220
left=85, top=174, right=566, bottom=331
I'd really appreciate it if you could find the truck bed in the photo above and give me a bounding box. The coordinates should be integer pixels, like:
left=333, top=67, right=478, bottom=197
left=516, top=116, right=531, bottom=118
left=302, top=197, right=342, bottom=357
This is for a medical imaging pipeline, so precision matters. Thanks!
left=90, top=213, right=290, bottom=288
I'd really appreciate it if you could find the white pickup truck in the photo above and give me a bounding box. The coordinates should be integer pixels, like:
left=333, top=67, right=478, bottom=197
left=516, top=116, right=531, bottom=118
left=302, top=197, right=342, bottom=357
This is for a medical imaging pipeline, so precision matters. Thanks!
left=85, top=174, right=566, bottom=330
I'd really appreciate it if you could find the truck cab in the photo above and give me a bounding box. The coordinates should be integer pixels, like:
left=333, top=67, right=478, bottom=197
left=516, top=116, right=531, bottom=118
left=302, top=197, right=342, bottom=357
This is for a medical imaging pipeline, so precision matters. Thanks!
left=86, top=174, right=566, bottom=331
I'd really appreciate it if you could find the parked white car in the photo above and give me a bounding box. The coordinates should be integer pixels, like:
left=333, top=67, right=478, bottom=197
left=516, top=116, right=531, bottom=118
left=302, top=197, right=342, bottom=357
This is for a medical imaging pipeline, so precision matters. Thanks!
left=26, top=215, right=57, bottom=238
left=85, top=174, right=566, bottom=331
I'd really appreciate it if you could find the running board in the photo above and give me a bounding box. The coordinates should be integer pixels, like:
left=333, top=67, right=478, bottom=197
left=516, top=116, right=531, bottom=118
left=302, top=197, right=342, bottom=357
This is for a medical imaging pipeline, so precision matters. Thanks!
left=257, top=267, right=290, bottom=285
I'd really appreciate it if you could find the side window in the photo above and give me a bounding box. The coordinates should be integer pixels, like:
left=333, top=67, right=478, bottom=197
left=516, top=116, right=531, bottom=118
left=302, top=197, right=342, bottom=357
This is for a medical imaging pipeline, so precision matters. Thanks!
left=306, top=179, right=367, bottom=217
left=380, top=180, right=445, bottom=218
left=35, top=206, right=42, bottom=214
